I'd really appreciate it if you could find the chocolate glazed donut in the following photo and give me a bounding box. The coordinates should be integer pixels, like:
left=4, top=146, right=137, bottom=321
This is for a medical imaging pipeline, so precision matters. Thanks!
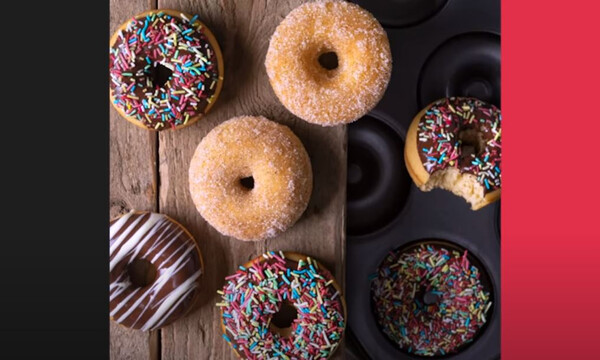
left=109, top=211, right=204, bottom=331
left=405, top=97, right=502, bottom=209
left=109, top=9, right=224, bottom=131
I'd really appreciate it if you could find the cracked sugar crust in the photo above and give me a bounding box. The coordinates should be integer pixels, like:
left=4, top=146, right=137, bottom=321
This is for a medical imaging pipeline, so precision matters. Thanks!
left=265, top=0, right=392, bottom=126
left=189, top=116, right=313, bottom=241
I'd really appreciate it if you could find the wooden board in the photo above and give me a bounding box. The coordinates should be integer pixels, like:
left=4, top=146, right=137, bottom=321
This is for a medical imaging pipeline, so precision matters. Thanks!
left=110, top=0, right=347, bottom=359
left=110, top=0, right=160, bottom=359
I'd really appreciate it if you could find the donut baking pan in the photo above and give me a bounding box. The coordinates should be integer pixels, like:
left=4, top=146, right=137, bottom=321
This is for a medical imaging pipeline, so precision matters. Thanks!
left=345, top=0, right=500, bottom=359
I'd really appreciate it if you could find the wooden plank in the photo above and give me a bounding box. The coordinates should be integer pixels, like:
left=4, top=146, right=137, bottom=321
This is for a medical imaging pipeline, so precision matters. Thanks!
left=109, top=0, right=159, bottom=359
left=155, top=1, right=347, bottom=359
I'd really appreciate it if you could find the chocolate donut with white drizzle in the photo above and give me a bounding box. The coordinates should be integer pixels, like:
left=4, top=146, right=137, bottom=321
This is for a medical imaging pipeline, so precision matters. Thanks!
left=110, top=211, right=203, bottom=330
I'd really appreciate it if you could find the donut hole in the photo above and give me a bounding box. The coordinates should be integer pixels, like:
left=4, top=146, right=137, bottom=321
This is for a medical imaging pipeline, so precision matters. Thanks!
left=422, top=290, right=441, bottom=306
left=318, top=51, right=339, bottom=71
left=128, top=259, right=157, bottom=287
left=458, top=128, right=485, bottom=161
left=150, top=62, right=173, bottom=88
left=239, top=176, right=255, bottom=190
left=270, top=301, right=298, bottom=337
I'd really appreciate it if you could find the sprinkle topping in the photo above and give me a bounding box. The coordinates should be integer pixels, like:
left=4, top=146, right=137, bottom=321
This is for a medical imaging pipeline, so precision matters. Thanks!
left=109, top=11, right=221, bottom=130
left=371, top=244, right=492, bottom=356
left=417, top=97, right=502, bottom=194
left=218, top=251, right=345, bottom=359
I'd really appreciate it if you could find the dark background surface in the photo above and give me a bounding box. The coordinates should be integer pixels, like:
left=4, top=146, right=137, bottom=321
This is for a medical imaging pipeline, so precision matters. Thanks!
left=0, top=0, right=109, bottom=359
left=345, top=0, right=500, bottom=359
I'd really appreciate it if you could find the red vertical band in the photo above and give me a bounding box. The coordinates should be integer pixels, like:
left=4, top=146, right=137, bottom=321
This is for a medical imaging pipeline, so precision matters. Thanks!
left=502, top=1, right=600, bottom=358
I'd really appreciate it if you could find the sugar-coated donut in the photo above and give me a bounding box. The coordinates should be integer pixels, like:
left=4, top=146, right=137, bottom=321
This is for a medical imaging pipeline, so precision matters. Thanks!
left=265, top=0, right=392, bottom=126
left=217, top=251, right=346, bottom=359
left=110, top=211, right=203, bottom=330
left=405, top=97, right=502, bottom=210
left=189, top=116, right=313, bottom=241
left=371, top=243, right=492, bottom=356
left=109, top=9, right=224, bottom=131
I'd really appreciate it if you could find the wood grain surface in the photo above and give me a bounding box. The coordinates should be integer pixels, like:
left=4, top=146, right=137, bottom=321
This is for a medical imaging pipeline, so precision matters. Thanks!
left=110, top=0, right=347, bottom=359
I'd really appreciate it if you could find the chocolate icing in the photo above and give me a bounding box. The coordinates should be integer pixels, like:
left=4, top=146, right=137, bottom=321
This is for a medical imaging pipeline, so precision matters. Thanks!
left=109, top=11, right=221, bottom=130
left=109, top=211, right=202, bottom=330
left=416, top=97, right=502, bottom=194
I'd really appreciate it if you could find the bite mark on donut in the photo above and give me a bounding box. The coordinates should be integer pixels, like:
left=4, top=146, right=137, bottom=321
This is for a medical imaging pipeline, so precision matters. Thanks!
left=416, top=97, right=502, bottom=209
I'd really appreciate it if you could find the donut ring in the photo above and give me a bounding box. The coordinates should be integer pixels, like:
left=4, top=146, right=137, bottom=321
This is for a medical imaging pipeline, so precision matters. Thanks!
left=109, top=211, right=204, bottom=330
left=405, top=97, right=502, bottom=210
left=265, top=0, right=392, bottom=126
left=109, top=9, right=224, bottom=131
left=371, top=242, right=493, bottom=356
left=218, top=251, right=347, bottom=359
left=189, top=116, right=313, bottom=241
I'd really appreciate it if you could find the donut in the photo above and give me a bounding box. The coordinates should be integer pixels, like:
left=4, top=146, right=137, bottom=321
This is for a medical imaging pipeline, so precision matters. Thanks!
left=265, top=0, right=392, bottom=126
left=217, top=251, right=346, bottom=359
left=109, top=9, right=224, bottom=131
left=188, top=116, right=313, bottom=241
left=109, top=211, right=203, bottom=330
left=370, top=243, right=492, bottom=356
left=405, top=97, right=502, bottom=210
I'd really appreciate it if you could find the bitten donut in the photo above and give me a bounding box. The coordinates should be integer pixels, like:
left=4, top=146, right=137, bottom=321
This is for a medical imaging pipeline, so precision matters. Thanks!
left=371, top=243, right=492, bottom=356
left=217, top=251, right=346, bottom=359
left=109, top=9, right=224, bottom=131
left=189, top=116, right=313, bottom=241
left=110, top=211, right=203, bottom=330
left=405, top=97, right=502, bottom=210
left=265, top=0, right=391, bottom=126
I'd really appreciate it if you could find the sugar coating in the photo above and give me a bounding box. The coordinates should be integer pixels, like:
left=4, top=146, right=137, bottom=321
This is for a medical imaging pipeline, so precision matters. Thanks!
left=265, top=0, right=392, bottom=126
left=188, top=116, right=313, bottom=241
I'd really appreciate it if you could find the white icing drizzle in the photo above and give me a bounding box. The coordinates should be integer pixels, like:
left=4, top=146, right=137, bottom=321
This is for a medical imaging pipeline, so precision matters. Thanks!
left=109, top=211, right=202, bottom=331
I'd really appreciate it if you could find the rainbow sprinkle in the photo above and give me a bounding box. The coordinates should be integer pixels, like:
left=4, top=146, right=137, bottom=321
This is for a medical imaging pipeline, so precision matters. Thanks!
left=370, top=244, right=492, bottom=356
left=109, top=11, right=221, bottom=130
left=417, top=97, right=502, bottom=194
left=218, top=251, right=345, bottom=359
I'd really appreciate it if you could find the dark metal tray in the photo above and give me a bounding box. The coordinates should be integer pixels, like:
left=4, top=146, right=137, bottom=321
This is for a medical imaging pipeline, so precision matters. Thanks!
left=345, top=0, right=501, bottom=358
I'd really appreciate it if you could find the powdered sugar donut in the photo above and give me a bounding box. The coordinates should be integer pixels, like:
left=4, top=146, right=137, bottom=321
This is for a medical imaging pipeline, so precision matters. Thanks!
left=265, top=0, right=391, bottom=126
left=188, top=116, right=313, bottom=241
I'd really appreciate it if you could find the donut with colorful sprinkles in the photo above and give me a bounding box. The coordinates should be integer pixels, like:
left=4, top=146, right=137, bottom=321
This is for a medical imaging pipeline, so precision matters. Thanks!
left=109, top=9, right=224, bottom=130
left=217, top=251, right=346, bottom=359
left=370, top=243, right=493, bottom=356
left=405, top=97, right=502, bottom=209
